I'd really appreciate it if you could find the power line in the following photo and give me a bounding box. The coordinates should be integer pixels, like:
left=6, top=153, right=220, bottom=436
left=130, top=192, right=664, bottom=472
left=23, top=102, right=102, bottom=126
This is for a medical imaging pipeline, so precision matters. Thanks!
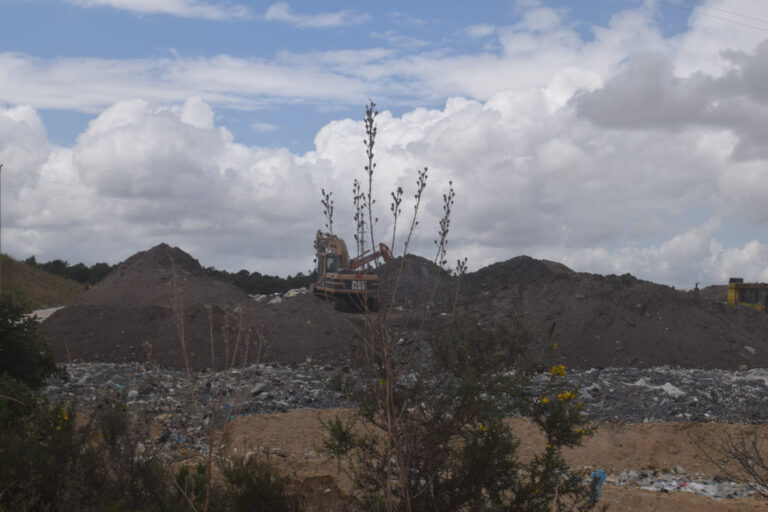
left=652, top=0, right=768, bottom=33
left=677, top=0, right=768, bottom=25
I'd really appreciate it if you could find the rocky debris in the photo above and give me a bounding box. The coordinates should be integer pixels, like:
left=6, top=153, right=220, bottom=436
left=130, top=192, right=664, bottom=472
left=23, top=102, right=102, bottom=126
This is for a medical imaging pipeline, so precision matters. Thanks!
left=43, top=362, right=768, bottom=500
left=44, top=362, right=768, bottom=429
left=542, top=366, right=768, bottom=423
left=44, top=361, right=348, bottom=457
left=607, top=468, right=756, bottom=499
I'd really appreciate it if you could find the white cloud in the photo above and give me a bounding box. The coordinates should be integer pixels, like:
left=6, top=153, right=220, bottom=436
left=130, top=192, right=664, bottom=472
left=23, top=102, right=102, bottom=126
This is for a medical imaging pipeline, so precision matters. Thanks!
left=3, top=80, right=768, bottom=286
left=464, top=24, right=496, bottom=39
left=370, top=31, right=429, bottom=50
left=264, top=2, right=370, bottom=28
left=388, top=11, right=426, bottom=27
left=4, top=1, right=768, bottom=287
left=68, top=0, right=250, bottom=19
left=0, top=52, right=372, bottom=113
left=250, top=121, right=277, bottom=133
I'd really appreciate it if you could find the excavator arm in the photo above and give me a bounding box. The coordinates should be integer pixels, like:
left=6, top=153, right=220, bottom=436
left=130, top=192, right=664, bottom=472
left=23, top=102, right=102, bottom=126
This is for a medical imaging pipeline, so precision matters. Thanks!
left=350, top=243, right=394, bottom=269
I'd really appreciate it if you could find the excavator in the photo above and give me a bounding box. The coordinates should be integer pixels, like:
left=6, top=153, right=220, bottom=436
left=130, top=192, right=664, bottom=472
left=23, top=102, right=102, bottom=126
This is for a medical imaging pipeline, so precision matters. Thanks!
left=312, top=230, right=394, bottom=311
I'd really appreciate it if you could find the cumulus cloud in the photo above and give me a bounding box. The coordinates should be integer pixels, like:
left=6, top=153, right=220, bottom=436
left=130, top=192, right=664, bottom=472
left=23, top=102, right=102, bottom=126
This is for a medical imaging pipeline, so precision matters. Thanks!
left=4, top=1, right=768, bottom=286
left=264, top=2, right=370, bottom=28
left=4, top=87, right=767, bottom=287
left=3, top=99, right=324, bottom=273
left=68, top=0, right=250, bottom=20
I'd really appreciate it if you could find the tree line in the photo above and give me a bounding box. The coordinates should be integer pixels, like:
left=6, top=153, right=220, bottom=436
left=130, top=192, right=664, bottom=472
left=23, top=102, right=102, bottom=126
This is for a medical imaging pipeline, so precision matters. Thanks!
left=22, top=255, right=314, bottom=295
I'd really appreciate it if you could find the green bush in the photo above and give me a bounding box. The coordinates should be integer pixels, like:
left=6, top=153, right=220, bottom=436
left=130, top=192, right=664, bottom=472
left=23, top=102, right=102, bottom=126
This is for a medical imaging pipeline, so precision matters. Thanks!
left=0, top=294, right=59, bottom=390
left=324, top=319, right=600, bottom=511
left=221, top=456, right=299, bottom=512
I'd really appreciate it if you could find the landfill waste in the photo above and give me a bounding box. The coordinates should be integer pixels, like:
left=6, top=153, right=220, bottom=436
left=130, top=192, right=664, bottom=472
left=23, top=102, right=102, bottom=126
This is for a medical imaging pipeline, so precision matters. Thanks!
left=609, top=468, right=755, bottom=499
left=43, top=362, right=768, bottom=501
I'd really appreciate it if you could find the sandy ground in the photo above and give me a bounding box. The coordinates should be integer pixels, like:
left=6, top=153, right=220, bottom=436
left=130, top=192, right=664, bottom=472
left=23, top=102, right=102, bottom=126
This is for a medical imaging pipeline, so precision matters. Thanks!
left=220, top=409, right=768, bottom=512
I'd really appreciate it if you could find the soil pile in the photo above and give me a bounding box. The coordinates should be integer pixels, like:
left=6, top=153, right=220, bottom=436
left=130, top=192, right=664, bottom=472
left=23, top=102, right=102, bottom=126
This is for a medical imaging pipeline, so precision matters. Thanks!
left=376, top=254, right=452, bottom=307
left=43, top=244, right=362, bottom=370
left=458, top=256, right=768, bottom=370
left=43, top=245, right=768, bottom=371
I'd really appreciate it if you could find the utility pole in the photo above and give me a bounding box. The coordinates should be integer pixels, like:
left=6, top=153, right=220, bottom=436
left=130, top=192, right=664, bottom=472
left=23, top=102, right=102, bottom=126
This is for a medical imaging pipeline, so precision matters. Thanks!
left=0, top=163, right=3, bottom=296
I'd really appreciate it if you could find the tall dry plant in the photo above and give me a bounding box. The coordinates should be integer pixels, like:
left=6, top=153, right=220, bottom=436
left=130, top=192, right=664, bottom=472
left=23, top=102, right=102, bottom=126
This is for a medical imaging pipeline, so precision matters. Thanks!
left=169, top=258, right=267, bottom=512
left=364, top=99, right=379, bottom=254
left=322, top=103, right=600, bottom=512
left=353, top=178, right=367, bottom=257
left=321, top=188, right=334, bottom=237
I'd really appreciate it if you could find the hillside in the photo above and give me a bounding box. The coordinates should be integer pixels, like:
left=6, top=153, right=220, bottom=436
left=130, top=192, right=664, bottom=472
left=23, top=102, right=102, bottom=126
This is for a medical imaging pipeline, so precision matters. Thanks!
left=1, top=254, right=84, bottom=310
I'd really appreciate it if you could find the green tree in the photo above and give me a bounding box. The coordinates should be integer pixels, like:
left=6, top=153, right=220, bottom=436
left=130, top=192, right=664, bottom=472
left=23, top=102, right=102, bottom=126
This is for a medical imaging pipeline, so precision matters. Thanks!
left=0, top=294, right=58, bottom=390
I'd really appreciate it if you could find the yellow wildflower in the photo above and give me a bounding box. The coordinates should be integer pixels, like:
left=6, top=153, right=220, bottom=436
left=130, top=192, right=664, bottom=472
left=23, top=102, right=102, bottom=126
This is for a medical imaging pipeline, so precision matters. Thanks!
left=541, top=397, right=549, bottom=404
left=549, top=365, right=566, bottom=377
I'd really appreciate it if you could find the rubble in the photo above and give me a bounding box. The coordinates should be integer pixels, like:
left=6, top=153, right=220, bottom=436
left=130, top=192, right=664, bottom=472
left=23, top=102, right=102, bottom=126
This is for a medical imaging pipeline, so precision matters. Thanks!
left=42, top=362, right=768, bottom=500
left=608, top=469, right=755, bottom=499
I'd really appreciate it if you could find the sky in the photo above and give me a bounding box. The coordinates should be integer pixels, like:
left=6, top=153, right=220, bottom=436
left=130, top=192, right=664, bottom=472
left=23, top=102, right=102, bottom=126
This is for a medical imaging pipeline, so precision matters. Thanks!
left=2, top=0, right=768, bottom=288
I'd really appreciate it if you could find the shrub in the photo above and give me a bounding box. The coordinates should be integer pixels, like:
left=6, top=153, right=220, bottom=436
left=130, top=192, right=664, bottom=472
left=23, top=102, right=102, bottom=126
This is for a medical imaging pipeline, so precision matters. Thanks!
left=321, top=101, right=601, bottom=511
left=325, top=319, right=598, bottom=511
left=221, top=456, right=299, bottom=512
left=0, top=294, right=59, bottom=390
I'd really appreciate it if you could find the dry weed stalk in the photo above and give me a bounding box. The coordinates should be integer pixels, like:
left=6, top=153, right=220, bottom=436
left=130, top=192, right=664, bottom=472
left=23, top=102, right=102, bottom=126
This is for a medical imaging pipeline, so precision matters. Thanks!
left=691, top=425, right=768, bottom=499
left=169, top=258, right=267, bottom=511
left=326, top=102, right=597, bottom=512
left=349, top=105, right=463, bottom=511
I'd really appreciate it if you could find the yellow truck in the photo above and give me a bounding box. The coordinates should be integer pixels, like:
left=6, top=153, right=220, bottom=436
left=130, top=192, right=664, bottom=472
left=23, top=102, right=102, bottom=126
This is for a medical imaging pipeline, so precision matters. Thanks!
left=727, top=277, right=768, bottom=312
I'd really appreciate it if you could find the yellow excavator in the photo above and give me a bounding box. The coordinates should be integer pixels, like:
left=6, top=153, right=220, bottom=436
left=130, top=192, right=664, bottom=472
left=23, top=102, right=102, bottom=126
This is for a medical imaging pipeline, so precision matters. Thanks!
left=727, top=277, right=768, bottom=312
left=312, top=231, right=394, bottom=311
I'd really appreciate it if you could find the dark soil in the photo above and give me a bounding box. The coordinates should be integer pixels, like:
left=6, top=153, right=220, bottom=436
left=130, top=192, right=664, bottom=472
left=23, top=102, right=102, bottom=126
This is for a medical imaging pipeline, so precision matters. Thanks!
left=43, top=244, right=366, bottom=371
left=43, top=244, right=768, bottom=371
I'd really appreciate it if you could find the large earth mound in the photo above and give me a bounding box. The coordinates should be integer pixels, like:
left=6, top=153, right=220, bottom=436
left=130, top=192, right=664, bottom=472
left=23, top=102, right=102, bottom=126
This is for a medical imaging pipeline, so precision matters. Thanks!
left=458, top=256, right=768, bottom=369
left=375, top=254, right=768, bottom=369
left=43, top=244, right=363, bottom=370
left=43, top=245, right=768, bottom=371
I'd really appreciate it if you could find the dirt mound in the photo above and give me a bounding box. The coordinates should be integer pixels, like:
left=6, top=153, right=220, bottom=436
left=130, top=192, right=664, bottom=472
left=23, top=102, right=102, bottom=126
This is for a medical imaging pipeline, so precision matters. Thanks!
left=76, top=243, right=239, bottom=308
left=43, top=244, right=364, bottom=370
left=376, top=254, right=452, bottom=306
left=459, top=257, right=768, bottom=370
left=42, top=244, right=768, bottom=371
left=699, top=284, right=727, bottom=302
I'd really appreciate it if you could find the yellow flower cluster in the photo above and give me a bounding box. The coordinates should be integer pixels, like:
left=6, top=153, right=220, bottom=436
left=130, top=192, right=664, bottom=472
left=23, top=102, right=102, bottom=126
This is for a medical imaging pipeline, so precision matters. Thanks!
left=540, top=397, right=549, bottom=404
left=55, top=407, right=69, bottom=431
left=557, top=391, right=575, bottom=402
left=549, top=365, right=566, bottom=377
